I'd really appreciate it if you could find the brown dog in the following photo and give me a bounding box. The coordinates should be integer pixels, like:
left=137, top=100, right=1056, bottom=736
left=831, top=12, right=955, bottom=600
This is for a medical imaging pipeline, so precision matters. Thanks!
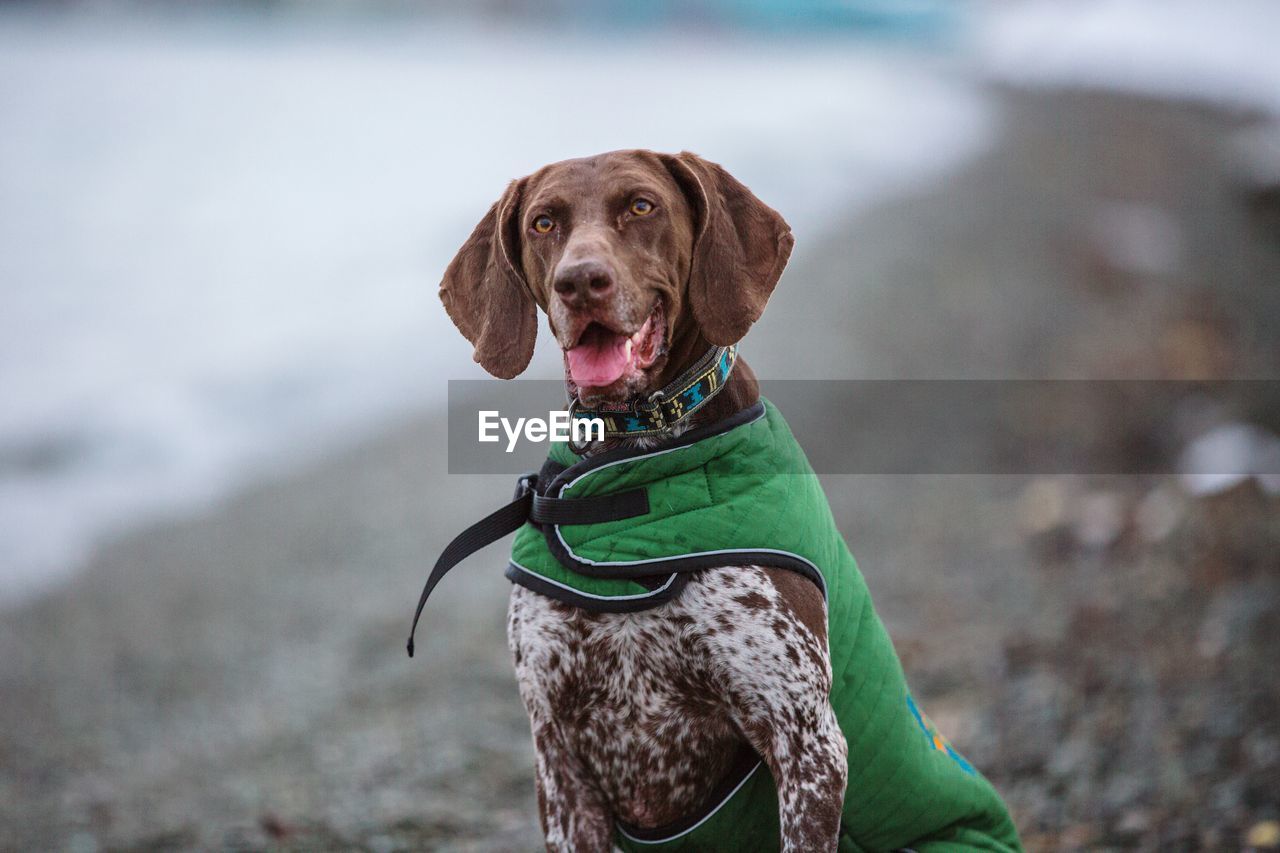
left=440, top=151, right=846, bottom=850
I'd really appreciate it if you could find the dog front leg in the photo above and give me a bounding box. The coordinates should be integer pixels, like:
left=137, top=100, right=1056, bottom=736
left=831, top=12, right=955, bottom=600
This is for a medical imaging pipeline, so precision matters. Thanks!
left=702, top=567, right=849, bottom=851
left=529, top=723, right=613, bottom=853
left=753, top=697, right=849, bottom=852
left=509, top=592, right=613, bottom=852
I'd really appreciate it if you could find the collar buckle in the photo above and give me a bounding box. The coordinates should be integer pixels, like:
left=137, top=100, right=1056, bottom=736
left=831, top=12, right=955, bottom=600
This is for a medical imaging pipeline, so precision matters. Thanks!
left=566, top=398, right=594, bottom=456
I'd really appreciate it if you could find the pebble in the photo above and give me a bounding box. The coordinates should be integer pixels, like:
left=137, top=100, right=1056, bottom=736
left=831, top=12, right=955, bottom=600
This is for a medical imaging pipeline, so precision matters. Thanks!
left=1074, top=491, right=1126, bottom=549
left=66, top=833, right=98, bottom=853
left=1116, top=809, right=1150, bottom=834
left=1018, top=477, right=1070, bottom=535
left=1134, top=485, right=1183, bottom=542
left=1247, top=821, right=1280, bottom=848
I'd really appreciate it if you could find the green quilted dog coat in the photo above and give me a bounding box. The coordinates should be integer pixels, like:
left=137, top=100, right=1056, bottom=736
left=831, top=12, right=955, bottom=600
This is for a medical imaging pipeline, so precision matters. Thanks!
left=508, top=399, right=1022, bottom=852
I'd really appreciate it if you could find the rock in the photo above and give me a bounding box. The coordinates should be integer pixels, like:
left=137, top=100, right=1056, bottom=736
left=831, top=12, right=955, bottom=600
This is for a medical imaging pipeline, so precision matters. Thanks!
left=1018, top=477, right=1071, bottom=536
left=1073, top=491, right=1127, bottom=550
left=1179, top=422, right=1280, bottom=497
left=1048, top=735, right=1091, bottom=779
left=67, top=833, right=99, bottom=853
left=1084, top=199, right=1182, bottom=278
left=1247, top=820, right=1280, bottom=849
left=1115, top=808, right=1151, bottom=835
left=1134, top=484, right=1183, bottom=543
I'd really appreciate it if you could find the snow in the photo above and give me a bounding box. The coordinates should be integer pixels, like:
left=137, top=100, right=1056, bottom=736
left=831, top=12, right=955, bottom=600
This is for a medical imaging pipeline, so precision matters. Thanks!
left=976, top=0, right=1280, bottom=116
left=0, top=13, right=994, bottom=602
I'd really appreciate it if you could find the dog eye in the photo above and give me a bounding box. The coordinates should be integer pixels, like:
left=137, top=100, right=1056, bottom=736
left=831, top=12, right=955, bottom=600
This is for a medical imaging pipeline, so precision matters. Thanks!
left=630, top=198, right=655, bottom=216
left=531, top=215, right=555, bottom=234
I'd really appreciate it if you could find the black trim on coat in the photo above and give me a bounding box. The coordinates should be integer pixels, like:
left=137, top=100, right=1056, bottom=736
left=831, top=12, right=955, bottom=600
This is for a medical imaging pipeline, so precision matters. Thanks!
left=509, top=399, right=827, bottom=612
left=505, top=563, right=691, bottom=613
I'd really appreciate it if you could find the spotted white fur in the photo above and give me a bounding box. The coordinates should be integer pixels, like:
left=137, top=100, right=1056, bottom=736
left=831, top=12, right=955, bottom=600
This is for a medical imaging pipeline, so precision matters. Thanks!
left=508, top=564, right=849, bottom=852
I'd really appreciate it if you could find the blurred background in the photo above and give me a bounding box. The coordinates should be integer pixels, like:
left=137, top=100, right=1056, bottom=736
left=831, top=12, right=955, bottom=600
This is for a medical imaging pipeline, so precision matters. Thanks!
left=1, top=0, right=1277, bottom=850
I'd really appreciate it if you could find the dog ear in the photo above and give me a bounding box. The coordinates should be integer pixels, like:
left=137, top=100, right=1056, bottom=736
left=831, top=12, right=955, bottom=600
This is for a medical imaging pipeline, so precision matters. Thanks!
left=439, top=179, right=537, bottom=379
left=661, top=152, right=794, bottom=345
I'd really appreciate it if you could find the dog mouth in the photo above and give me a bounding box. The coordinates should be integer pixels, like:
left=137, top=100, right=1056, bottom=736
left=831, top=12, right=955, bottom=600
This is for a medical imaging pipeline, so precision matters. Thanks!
left=564, top=302, right=666, bottom=391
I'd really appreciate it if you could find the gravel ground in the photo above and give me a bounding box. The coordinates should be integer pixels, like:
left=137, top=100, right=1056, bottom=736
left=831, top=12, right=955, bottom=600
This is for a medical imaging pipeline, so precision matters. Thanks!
left=1, top=89, right=1277, bottom=851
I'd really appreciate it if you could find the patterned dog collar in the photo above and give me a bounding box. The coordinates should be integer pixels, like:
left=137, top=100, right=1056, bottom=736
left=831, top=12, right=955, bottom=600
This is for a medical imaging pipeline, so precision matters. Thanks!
left=569, top=344, right=738, bottom=447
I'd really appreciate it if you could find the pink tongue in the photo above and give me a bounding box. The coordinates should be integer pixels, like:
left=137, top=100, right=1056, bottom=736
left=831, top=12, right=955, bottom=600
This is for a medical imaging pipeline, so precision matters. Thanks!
left=567, top=334, right=631, bottom=387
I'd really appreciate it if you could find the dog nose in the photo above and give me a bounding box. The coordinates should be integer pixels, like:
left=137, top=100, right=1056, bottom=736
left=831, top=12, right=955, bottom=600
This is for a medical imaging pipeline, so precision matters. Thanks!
left=553, top=259, right=615, bottom=306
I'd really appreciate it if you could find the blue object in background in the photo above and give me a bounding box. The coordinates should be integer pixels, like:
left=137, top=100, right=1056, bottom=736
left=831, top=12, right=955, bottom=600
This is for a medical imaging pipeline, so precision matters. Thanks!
left=709, top=0, right=957, bottom=35
left=568, top=0, right=959, bottom=38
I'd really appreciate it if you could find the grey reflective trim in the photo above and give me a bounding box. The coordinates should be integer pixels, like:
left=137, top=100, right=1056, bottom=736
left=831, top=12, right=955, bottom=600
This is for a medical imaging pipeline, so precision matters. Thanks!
left=551, top=537, right=831, bottom=601
left=615, top=761, right=765, bottom=846
left=508, top=559, right=679, bottom=601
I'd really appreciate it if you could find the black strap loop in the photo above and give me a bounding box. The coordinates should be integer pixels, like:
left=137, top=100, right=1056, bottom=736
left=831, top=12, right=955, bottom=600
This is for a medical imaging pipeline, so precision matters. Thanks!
left=406, top=473, right=649, bottom=657
left=406, top=490, right=532, bottom=657
left=531, top=489, right=649, bottom=525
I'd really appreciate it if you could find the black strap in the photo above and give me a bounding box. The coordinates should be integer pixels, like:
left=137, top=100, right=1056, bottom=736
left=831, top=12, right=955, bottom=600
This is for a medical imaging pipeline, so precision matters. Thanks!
left=405, top=490, right=531, bottom=658
left=406, top=473, right=649, bottom=657
left=531, top=488, right=648, bottom=525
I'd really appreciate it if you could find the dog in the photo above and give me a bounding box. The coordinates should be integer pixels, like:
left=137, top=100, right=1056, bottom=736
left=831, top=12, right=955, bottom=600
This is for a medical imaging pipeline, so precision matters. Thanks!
left=425, top=150, right=1021, bottom=852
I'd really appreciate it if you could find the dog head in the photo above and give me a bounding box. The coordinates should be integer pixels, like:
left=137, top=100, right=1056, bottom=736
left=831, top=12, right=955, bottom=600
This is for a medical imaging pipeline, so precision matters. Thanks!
left=439, top=150, right=793, bottom=404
